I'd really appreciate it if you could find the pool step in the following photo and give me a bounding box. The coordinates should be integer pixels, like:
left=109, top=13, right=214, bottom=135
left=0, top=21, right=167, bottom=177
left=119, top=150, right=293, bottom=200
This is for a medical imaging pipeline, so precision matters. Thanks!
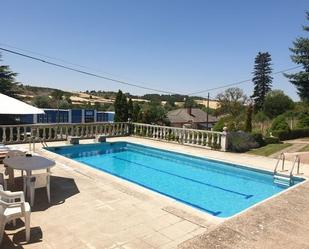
left=273, top=174, right=292, bottom=187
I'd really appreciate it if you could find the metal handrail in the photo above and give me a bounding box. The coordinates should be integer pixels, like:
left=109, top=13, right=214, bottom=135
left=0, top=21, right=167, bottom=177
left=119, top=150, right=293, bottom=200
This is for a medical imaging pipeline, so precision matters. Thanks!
left=289, top=155, right=300, bottom=177
left=274, top=153, right=285, bottom=174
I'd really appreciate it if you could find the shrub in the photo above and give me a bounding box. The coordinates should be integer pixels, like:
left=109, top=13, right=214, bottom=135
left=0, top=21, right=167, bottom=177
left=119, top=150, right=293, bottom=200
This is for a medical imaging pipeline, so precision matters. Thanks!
left=227, top=131, right=259, bottom=153
left=264, top=136, right=281, bottom=144
left=271, top=115, right=290, bottom=132
left=273, top=128, right=309, bottom=140
left=297, top=114, right=309, bottom=128
left=251, top=133, right=266, bottom=147
left=213, top=118, right=225, bottom=132
left=263, top=90, right=294, bottom=118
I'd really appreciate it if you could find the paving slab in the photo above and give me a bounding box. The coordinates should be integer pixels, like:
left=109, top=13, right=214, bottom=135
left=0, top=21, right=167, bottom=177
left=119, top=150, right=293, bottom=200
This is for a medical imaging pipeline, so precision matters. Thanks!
left=1, top=137, right=308, bottom=249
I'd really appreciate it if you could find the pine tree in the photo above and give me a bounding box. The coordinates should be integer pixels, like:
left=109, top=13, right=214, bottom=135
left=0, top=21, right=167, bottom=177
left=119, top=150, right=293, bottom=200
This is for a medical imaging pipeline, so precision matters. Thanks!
left=127, top=98, right=133, bottom=121
left=120, top=94, right=128, bottom=121
left=114, top=90, right=123, bottom=122
left=285, top=11, right=309, bottom=102
left=245, top=104, right=253, bottom=132
left=132, top=103, right=141, bottom=122
left=251, top=52, right=273, bottom=111
left=114, top=90, right=128, bottom=122
left=0, top=53, right=19, bottom=98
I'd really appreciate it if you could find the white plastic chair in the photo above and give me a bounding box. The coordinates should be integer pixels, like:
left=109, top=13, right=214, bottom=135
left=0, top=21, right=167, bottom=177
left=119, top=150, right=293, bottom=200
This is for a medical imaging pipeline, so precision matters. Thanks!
left=4, top=150, right=26, bottom=184
left=23, top=172, right=51, bottom=206
left=0, top=185, right=31, bottom=244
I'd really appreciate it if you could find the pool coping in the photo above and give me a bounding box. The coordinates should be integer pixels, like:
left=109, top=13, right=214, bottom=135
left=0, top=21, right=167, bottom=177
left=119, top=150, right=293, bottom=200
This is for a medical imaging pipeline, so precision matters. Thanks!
left=42, top=139, right=308, bottom=222
left=40, top=142, right=222, bottom=225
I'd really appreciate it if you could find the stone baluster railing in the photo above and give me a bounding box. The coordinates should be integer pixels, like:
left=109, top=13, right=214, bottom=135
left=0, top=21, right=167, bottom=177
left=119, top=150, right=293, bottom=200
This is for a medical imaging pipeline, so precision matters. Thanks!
left=0, top=122, right=129, bottom=145
left=0, top=122, right=227, bottom=151
left=130, top=123, right=227, bottom=151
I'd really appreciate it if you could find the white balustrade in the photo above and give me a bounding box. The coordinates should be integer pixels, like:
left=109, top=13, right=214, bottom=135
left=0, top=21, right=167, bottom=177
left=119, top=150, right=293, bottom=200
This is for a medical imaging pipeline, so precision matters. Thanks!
left=0, top=122, right=228, bottom=151
left=0, top=122, right=129, bottom=145
left=131, top=123, right=227, bottom=151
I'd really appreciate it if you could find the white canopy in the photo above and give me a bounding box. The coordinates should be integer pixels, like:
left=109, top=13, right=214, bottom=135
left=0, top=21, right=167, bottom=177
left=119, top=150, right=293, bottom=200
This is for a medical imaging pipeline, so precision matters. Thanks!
left=0, top=93, right=45, bottom=114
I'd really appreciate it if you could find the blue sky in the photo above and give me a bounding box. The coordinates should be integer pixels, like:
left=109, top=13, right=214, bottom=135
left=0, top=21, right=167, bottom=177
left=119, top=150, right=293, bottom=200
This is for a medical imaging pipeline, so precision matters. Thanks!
left=1, top=0, right=308, bottom=100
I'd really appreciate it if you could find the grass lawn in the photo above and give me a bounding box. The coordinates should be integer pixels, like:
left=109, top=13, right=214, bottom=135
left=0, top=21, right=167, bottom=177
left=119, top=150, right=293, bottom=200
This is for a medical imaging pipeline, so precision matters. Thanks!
left=299, top=144, right=309, bottom=152
left=247, top=143, right=292, bottom=157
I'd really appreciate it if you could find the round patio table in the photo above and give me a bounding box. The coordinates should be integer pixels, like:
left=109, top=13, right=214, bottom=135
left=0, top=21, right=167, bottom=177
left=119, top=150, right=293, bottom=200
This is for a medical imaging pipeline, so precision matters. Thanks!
left=4, top=155, right=56, bottom=199
left=3, top=155, right=56, bottom=176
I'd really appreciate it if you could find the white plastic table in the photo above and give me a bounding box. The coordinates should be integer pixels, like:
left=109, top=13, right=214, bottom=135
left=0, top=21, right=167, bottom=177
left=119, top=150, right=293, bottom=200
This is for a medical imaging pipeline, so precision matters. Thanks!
left=4, top=155, right=55, bottom=198
left=3, top=155, right=55, bottom=176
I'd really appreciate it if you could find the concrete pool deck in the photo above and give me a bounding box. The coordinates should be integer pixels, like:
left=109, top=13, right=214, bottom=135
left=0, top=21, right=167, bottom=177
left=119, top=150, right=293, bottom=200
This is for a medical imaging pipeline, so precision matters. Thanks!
left=1, top=137, right=309, bottom=248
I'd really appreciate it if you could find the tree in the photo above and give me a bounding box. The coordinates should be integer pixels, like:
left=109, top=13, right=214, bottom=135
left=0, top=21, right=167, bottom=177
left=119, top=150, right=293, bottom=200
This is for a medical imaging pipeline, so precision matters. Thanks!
left=120, top=94, right=128, bottom=121
left=114, top=90, right=128, bottom=122
left=127, top=98, right=133, bottom=120
left=263, top=90, right=294, bottom=118
left=297, top=113, right=309, bottom=128
left=285, top=11, right=309, bottom=102
left=245, top=104, right=253, bottom=132
left=33, top=95, right=52, bottom=108
left=216, top=87, right=247, bottom=117
left=254, top=111, right=269, bottom=134
left=51, top=89, right=65, bottom=108
left=213, top=118, right=225, bottom=132
left=271, top=115, right=290, bottom=132
left=251, top=52, right=272, bottom=111
left=184, top=97, right=197, bottom=108
left=132, top=103, right=141, bottom=122
left=51, top=90, right=65, bottom=122
left=114, top=90, right=123, bottom=122
left=58, top=99, right=71, bottom=109
left=0, top=53, right=19, bottom=98
left=141, top=102, right=167, bottom=125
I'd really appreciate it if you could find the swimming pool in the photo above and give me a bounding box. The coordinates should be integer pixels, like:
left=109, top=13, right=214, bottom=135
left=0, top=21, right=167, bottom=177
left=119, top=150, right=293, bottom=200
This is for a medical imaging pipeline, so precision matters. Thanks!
left=47, top=142, right=303, bottom=218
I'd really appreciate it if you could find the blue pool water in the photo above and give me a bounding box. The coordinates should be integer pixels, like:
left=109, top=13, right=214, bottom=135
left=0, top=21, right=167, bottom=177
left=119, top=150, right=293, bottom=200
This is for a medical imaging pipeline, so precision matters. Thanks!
left=47, top=142, right=303, bottom=217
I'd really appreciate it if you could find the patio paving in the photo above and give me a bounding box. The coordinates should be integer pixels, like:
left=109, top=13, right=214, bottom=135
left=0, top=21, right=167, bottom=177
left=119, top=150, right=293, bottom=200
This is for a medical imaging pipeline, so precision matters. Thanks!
left=1, top=137, right=308, bottom=248
left=179, top=179, right=309, bottom=249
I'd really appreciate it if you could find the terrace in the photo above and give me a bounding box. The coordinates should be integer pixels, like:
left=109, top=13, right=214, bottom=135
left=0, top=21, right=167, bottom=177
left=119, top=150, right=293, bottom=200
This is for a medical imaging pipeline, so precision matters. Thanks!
left=1, top=122, right=309, bottom=249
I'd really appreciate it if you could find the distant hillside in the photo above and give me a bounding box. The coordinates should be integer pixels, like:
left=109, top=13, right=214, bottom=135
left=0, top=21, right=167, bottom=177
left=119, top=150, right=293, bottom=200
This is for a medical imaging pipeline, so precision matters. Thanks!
left=15, top=84, right=219, bottom=109
left=16, top=85, right=114, bottom=106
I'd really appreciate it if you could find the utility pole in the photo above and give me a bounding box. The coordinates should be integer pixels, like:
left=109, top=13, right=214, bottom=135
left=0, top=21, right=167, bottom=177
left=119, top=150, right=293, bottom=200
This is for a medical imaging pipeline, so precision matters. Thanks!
left=206, top=92, right=209, bottom=130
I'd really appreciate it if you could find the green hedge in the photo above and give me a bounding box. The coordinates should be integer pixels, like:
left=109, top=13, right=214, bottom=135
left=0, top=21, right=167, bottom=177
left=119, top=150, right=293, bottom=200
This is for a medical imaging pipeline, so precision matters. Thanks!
left=272, top=128, right=309, bottom=141
left=227, top=131, right=259, bottom=153
left=251, top=133, right=266, bottom=147
left=264, top=136, right=281, bottom=144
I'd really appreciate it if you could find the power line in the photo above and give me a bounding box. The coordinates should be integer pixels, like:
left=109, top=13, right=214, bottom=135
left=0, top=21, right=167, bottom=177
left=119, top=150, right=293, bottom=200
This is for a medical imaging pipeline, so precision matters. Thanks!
left=188, top=65, right=302, bottom=96
left=0, top=42, right=143, bottom=80
left=0, top=47, right=179, bottom=95
left=0, top=46, right=302, bottom=97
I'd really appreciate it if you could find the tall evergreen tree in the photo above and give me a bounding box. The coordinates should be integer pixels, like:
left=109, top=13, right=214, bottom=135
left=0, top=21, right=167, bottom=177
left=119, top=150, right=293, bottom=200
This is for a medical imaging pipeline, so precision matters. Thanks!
left=114, top=90, right=128, bottom=122
left=251, top=52, right=273, bottom=111
left=285, top=11, right=309, bottom=102
left=132, top=103, right=141, bottom=122
left=245, top=104, right=253, bottom=132
left=114, top=90, right=123, bottom=122
left=0, top=53, right=19, bottom=98
left=120, top=94, right=128, bottom=121
left=127, top=98, right=133, bottom=120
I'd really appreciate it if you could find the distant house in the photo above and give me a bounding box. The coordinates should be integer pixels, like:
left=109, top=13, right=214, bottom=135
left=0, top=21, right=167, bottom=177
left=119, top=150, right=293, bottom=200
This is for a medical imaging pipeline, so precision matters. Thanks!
left=167, top=107, right=218, bottom=130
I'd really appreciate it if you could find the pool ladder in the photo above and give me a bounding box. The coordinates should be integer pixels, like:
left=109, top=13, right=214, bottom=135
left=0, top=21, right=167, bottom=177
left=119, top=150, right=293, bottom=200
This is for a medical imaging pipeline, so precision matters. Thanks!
left=273, top=153, right=300, bottom=187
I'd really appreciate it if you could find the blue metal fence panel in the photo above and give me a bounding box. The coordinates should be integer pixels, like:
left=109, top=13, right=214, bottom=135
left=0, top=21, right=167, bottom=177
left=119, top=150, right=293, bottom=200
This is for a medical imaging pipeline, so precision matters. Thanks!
left=71, top=109, right=82, bottom=123
left=19, top=114, right=34, bottom=124
left=13, top=109, right=114, bottom=124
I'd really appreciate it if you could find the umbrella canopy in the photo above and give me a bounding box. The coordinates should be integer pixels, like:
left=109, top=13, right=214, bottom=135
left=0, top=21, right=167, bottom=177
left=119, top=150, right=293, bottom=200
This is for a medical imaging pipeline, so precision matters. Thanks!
left=0, top=93, right=45, bottom=114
